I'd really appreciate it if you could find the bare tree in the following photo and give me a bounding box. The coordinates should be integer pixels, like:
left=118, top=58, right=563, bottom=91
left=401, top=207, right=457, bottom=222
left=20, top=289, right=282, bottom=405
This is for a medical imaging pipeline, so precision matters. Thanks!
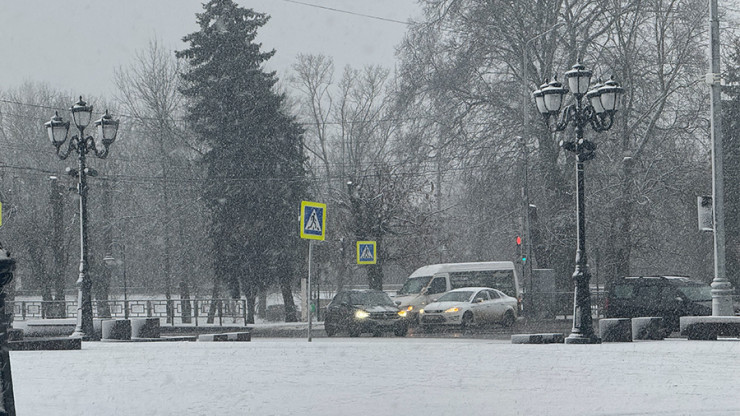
left=115, top=39, right=207, bottom=321
left=291, top=57, right=433, bottom=290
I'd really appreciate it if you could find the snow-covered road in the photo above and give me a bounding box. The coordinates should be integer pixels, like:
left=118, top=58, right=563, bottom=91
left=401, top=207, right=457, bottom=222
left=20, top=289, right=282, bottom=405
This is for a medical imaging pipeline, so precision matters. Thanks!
left=10, top=337, right=740, bottom=415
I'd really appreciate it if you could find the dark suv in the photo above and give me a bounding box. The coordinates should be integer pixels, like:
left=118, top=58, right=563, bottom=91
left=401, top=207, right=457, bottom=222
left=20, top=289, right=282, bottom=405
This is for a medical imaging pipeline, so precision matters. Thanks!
left=324, top=289, right=408, bottom=337
left=605, top=276, right=712, bottom=333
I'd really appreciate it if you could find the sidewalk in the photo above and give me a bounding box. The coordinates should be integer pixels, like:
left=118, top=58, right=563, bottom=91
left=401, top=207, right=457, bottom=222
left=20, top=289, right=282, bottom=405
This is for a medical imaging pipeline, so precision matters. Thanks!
left=9, top=336, right=740, bottom=415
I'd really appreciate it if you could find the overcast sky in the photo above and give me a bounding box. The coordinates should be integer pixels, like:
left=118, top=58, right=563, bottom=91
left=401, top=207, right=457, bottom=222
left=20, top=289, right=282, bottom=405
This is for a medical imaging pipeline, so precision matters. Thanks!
left=0, top=0, right=421, bottom=99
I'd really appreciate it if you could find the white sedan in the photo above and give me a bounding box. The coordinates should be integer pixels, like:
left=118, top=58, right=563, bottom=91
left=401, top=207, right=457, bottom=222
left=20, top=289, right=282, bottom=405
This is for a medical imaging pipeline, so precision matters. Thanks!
left=419, top=287, right=518, bottom=330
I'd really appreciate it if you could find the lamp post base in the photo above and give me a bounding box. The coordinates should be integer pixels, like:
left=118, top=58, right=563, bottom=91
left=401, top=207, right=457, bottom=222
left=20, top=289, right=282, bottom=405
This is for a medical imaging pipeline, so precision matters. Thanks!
left=68, top=331, right=86, bottom=340
left=69, top=331, right=97, bottom=342
left=711, top=280, right=734, bottom=316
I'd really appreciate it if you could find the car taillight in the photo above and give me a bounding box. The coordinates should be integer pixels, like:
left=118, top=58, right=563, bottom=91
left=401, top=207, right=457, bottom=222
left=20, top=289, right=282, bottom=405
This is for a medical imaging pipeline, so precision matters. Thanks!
left=603, top=296, right=609, bottom=312
left=517, top=295, right=523, bottom=312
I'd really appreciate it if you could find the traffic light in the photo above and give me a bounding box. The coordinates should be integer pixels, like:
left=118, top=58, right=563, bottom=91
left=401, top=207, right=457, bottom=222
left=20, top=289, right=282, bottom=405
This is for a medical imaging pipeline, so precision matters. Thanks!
left=515, top=236, right=525, bottom=264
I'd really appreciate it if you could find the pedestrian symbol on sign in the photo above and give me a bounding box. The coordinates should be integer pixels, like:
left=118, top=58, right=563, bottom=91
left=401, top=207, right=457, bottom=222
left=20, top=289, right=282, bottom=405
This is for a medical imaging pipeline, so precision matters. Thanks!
left=357, top=241, right=377, bottom=264
left=304, top=209, right=322, bottom=233
left=300, top=201, right=326, bottom=241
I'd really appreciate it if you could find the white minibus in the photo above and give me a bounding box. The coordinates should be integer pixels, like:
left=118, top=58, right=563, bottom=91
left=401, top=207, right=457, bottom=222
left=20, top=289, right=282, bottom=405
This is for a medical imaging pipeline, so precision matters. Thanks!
left=392, top=261, right=521, bottom=324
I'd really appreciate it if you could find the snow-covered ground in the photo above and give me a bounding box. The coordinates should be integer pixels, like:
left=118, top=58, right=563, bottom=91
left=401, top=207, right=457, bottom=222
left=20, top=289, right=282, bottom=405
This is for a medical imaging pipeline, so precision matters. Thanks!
left=9, top=337, right=740, bottom=415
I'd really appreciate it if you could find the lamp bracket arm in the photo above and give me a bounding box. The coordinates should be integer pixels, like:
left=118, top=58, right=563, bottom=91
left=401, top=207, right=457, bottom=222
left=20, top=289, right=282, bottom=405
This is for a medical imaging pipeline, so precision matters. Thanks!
left=86, top=136, right=110, bottom=159
left=548, top=104, right=573, bottom=132
left=55, top=135, right=79, bottom=160
left=589, top=112, right=615, bottom=132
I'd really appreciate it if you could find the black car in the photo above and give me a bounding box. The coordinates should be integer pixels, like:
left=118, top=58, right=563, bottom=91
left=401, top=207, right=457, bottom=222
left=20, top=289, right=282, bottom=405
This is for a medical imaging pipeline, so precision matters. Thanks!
left=324, top=289, right=408, bottom=337
left=604, top=276, right=712, bottom=333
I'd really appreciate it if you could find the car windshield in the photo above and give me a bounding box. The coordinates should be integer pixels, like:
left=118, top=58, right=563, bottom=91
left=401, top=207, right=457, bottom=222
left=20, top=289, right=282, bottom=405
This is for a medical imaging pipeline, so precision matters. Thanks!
left=349, top=292, right=396, bottom=306
left=397, top=276, right=432, bottom=295
left=437, top=291, right=474, bottom=303
left=678, top=285, right=712, bottom=301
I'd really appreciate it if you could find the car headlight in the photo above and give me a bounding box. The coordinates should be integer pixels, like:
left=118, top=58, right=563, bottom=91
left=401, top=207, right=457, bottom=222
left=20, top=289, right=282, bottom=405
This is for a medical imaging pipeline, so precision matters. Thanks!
left=406, top=305, right=414, bottom=311
left=355, top=310, right=370, bottom=319
left=444, top=307, right=460, bottom=313
left=398, top=310, right=407, bottom=317
left=419, top=309, right=425, bottom=314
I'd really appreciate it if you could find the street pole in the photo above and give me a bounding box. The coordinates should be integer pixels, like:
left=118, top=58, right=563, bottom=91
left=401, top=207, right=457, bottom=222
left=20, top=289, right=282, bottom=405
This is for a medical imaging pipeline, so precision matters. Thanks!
left=0, top=248, right=16, bottom=416
left=307, top=240, right=313, bottom=342
left=521, top=23, right=562, bottom=307
left=72, top=141, right=95, bottom=340
left=45, top=99, right=120, bottom=341
left=532, top=64, right=623, bottom=344
left=120, top=243, right=128, bottom=320
left=709, top=0, right=734, bottom=316
left=566, top=118, right=597, bottom=343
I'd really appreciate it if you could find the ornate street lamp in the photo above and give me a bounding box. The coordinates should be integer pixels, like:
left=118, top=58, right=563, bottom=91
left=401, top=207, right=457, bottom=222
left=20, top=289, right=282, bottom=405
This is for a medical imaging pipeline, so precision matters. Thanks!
left=0, top=247, right=16, bottom=415
left=45, top=97, right=120, bottom=341
left=532, top=64, right=623, bottom=344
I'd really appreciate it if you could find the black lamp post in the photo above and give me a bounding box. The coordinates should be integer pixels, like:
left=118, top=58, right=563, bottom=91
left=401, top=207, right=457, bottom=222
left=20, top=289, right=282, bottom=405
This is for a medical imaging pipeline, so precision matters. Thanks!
left=0, top=247, right=16, bottom=415
left=103, top=242, right=128, bottom=320
left=532, top=64, right=623, bottom=344
left=45, top=97, right=120, bottom=341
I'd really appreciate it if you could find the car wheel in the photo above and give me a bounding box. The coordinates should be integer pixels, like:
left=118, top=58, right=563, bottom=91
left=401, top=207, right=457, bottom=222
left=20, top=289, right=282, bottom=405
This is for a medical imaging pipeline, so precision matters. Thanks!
left=394, top=324, right=408, bottom=337
left=325, top=325, right=336, bottom=337
left=501, top=310, right=515, bottom=327
left=349, top=326, right=361, bottom=337
left=461, top=311, right=474, bottom=329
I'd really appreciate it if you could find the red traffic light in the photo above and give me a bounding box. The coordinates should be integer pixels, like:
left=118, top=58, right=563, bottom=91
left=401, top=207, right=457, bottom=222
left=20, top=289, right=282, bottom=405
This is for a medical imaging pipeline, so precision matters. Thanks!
left=516, top=236, right=522, bottom=245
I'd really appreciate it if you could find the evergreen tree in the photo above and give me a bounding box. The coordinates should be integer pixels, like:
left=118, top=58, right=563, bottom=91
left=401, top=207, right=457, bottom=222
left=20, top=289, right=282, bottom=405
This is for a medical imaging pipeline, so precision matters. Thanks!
left=177, top=0, right=306, bottom=322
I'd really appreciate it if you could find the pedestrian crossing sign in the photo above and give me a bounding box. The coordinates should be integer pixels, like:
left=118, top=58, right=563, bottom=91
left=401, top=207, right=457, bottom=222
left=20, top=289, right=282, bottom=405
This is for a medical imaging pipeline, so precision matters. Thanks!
left=357, top=241, right=377, bottom=264
left=300, top=201, right=326, bottom=240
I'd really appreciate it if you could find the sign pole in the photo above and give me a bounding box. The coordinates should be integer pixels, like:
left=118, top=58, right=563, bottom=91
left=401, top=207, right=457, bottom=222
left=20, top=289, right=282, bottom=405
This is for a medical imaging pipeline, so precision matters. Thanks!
left=299, top=200, right=326, bottom=342
left=307, top=240, right=313, bottom=342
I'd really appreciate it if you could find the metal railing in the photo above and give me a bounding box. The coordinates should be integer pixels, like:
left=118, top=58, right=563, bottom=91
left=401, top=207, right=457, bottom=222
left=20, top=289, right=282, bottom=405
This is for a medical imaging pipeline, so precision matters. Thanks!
left=9, top=298, right=250, bottom=327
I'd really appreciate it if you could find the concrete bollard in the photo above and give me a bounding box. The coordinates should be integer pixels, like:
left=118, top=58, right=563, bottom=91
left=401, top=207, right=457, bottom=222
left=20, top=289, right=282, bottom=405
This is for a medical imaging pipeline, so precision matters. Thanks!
left=680, top=316, right=740, bottom=340
left=197, top=332, right=251, bottom=342
left=225, top=332, right=251, bottom=341
left=631, top=317, right=664, bottom=340
left=510, top=333, right=565, bottom=344
left=131, top=317, right=160, bottom=339
left=198, top=334, right=228, bottom=342
left=598, top=318, right=632, bottom=342
left=102, top=319, right=131, bottom=341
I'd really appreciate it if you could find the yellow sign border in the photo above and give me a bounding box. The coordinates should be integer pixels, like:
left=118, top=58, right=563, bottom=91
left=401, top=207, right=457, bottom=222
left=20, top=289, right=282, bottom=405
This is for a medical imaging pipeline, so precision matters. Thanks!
left=300, top=201, right=326, bottom=240
left=357, top=241, right=377, bottom=264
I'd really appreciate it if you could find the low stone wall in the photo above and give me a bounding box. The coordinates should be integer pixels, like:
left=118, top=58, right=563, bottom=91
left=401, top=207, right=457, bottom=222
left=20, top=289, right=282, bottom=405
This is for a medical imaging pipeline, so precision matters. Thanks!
left=131, top=318, right=160, bottom=339
left=598, top=318, right=632, bottom=342
left=680, top=316, right=740, bottom=340
left=632, top=317, right=664, bottom=341
left=102, top=319, right=132, bottom=341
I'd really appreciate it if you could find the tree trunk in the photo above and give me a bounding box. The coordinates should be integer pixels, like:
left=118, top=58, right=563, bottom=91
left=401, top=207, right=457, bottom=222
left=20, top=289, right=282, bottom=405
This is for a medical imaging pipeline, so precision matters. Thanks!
left=612, top=157, right=635, bottom=284
left=179, top=281, right=192, bottom=324
left=368, top=265, right=383, bottom=291
left=279, top=273, right=298, bottom=323
left=245, top=292, right=256, bottom=324
left=258, top=290, right=267, bottom=320
left=207, top=279, right=220, bottom=324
